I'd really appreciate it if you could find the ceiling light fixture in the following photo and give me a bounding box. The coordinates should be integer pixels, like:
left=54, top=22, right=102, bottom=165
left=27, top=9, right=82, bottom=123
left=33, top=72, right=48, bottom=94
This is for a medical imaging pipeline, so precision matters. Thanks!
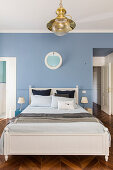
left=47, top=0, right=76, bottom=36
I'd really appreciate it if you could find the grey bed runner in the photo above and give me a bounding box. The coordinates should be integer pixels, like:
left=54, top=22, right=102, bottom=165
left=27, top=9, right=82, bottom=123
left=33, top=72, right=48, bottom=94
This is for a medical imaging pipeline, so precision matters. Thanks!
left=11, top=113, right=99, bottom=124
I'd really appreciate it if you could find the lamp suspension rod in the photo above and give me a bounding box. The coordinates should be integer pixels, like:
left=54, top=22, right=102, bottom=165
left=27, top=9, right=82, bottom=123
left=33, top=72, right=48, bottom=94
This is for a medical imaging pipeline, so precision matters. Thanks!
left=59, top=0, right=63, bottom=7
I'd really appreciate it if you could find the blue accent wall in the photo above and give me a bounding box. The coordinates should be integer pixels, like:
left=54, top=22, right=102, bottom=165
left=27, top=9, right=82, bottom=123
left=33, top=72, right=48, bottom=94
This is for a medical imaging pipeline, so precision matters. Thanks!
left=0, top=33, right=113, bottom=109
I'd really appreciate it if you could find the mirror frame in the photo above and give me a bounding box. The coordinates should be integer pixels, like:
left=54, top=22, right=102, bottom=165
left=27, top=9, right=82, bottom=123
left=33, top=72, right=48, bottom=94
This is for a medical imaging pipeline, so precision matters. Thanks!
left=45, top=52, right=62, bottom=70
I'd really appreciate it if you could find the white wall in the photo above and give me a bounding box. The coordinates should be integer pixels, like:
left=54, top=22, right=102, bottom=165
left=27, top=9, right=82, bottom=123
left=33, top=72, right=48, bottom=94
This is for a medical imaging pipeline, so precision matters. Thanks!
left=93, top=57, right=105, bottom=66
left=93, top=67, right=101, bottom=105
left=105, top=53, right=113, bottom=115
left=105, top=52, right=113, bottom=63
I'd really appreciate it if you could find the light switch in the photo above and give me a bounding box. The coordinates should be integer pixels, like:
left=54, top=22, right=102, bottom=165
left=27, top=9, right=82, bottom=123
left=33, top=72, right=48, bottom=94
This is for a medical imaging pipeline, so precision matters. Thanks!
left=82, top=90, right=86, bottom=94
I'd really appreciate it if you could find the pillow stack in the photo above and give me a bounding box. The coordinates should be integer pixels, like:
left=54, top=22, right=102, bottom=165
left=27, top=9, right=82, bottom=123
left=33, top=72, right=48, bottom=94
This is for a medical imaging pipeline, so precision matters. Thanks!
left=31, top=89, right=77, bottom=110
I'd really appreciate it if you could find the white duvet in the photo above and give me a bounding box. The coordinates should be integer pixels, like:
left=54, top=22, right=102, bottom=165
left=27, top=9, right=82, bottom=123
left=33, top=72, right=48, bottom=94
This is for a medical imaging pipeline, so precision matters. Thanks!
left=22, top=104, right=88, bottom=114
left=6, top=105, right=106, bottom=134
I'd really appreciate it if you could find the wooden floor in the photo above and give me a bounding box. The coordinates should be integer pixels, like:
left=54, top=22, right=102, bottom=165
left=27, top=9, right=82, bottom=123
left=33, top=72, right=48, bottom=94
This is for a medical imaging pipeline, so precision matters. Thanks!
left=0, top=104, right=113, bottom=170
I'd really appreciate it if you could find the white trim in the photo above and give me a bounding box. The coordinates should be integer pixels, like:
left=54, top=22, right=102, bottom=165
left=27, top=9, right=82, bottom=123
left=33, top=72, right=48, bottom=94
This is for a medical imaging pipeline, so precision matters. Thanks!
left=109, top=63, right=112, bottom=115
left=1, top=30, right=113, bottom=33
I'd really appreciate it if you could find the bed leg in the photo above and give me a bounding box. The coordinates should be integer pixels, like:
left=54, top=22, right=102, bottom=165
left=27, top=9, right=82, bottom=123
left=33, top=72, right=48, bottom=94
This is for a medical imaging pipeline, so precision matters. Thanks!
left=5, top=155, right=8, bottom=161
left=105, top=155, right=108, bottom=162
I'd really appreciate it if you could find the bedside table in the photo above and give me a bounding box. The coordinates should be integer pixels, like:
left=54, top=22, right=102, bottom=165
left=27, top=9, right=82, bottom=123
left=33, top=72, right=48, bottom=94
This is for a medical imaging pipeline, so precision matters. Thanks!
left=15, top=109, right=21, bottom=117
left=85, top=108, right=93, bottom=114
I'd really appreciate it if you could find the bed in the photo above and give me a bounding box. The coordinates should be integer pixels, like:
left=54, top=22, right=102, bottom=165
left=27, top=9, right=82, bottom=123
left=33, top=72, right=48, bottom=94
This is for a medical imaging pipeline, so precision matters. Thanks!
left=0, top=86, right=110, bottom=162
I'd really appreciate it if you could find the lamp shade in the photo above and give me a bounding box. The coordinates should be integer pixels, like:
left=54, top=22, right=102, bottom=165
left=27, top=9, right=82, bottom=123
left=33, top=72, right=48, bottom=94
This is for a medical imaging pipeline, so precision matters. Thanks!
left=81, top=97, right=88, bottom=104
left=18, top=97, right=25, bottom=104
left=47, top=0, right=76, bottom=36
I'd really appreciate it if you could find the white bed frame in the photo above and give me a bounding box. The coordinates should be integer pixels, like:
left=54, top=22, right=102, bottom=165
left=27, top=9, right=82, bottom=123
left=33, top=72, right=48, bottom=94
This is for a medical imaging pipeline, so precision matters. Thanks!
left=4, top=86, right=110, bottom=162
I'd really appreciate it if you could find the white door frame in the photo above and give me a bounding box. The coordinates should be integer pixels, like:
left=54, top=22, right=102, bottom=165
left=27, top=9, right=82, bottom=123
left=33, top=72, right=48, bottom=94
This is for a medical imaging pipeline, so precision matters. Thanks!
left=108, top=63, right=111, bottom=115
left=101, top=63, right=111, bottom=115
left=0, top=57, right=16, bottom=118
left=93, top=57, right=112, bottom=115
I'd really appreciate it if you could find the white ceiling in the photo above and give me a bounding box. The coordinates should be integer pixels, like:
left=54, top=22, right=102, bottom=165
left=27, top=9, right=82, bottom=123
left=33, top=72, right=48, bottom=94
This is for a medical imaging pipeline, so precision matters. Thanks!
left=0, top=0, right=113, bottom=33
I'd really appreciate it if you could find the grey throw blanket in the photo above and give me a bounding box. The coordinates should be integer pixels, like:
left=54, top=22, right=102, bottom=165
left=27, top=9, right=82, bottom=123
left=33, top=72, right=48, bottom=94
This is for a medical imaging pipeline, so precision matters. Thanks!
left=10, top=113, right=99, bottom=124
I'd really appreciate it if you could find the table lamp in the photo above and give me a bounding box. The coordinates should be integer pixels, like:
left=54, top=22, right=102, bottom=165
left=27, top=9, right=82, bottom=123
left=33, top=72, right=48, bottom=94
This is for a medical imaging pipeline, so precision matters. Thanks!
left=18, top=97, right=25, bottom=111
left=81, top=97, right=88, bottom=108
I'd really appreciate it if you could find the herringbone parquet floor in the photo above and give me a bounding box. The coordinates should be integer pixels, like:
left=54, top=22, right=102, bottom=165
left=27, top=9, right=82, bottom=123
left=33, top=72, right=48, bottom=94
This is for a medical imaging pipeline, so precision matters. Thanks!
left=0, top=104, right=113, bottom=170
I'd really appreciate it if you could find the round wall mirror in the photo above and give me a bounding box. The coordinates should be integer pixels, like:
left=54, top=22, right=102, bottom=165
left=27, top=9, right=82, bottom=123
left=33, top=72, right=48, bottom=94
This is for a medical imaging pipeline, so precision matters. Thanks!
left=45, top=52, right=62, bottom=70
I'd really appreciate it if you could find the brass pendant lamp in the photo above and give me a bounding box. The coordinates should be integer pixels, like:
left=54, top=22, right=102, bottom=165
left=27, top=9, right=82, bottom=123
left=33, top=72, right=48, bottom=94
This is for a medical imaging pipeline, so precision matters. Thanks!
left=47, top=0, right=76, bottom=36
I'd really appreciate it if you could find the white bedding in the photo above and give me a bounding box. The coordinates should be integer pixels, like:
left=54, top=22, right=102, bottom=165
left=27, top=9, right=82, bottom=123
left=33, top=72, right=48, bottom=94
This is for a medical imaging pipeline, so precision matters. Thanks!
left=7, top=122, right=105, bottom=134
left=6, top=105, right=106, bottom=134
left=22, top=104, right=88, bottom=114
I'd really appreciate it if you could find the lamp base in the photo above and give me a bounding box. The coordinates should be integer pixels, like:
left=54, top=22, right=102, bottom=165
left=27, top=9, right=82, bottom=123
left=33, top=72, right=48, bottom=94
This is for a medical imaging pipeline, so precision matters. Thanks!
left=19, top=104, right=23, bottom=112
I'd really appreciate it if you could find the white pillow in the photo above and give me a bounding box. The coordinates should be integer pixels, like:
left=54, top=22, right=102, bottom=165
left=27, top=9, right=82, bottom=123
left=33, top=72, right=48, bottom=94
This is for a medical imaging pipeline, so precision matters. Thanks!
left=51, top=95, right=76, bottom=108
left=58, top=100, right=75, bottom=110
left=31, top=95, right=52, bottom=107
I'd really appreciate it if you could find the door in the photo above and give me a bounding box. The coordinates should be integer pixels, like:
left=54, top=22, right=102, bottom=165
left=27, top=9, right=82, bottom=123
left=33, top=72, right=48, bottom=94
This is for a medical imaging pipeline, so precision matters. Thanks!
left=111, top=63, right=113, bottom=115
left=101, top=63, right=111, bottom=115
left=6, top=58, right=16, bottom=118
left=0, top=57, right=16, bottom=118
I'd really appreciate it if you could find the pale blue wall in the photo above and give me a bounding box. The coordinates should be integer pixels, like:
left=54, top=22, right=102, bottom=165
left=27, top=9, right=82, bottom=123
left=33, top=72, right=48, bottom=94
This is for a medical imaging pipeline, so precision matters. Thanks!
left=0, top=33, right=113, bottom=109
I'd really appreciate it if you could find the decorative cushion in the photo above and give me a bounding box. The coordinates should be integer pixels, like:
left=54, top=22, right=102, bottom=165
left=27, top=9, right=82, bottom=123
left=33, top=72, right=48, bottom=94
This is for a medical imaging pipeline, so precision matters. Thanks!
left=56, top=90, right=75, bottom=98
left=51, top=95, right=76, bottom=108
left=32, top=89, right=51, bottom=96
left=58, top=100, right=75, bottom=110
left=55, top=93, right=69, bottom=98
left=31, top=95, right=52, bottom=107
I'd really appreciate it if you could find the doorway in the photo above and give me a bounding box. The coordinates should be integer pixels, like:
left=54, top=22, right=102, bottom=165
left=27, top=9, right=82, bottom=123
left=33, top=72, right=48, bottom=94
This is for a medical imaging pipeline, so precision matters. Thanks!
left=0, top=57, right=16, bottom=118
left=93, top=67, right=101, bottom=108
left=0, top=61, right=6, bottom=118
left=93, top=48, right=113, bottom=115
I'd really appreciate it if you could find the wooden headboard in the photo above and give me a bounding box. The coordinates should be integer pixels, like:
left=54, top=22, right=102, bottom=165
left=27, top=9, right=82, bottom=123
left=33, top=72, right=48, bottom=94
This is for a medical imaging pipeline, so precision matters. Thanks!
left=29, top=85, right=79, bottom=104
